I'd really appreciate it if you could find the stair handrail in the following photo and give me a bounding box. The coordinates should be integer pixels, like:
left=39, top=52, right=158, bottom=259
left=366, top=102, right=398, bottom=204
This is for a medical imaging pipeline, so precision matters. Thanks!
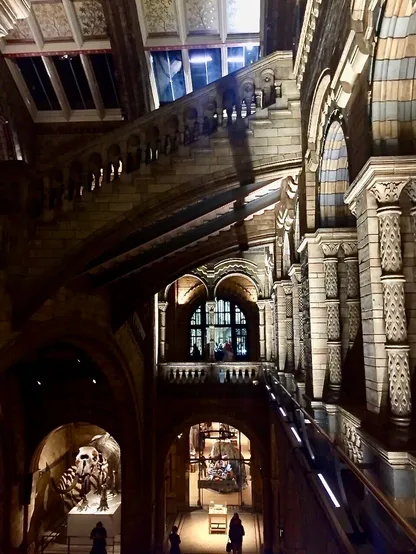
left=270, top=377, right=416, bottom=547
left=41, top=515, right=67, bottom=553
left=41, top=50, right=294, bottom=171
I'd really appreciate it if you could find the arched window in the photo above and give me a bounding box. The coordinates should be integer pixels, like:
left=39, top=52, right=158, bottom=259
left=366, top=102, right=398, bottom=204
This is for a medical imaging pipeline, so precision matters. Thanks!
left=189, top=299, right=248, bottom=361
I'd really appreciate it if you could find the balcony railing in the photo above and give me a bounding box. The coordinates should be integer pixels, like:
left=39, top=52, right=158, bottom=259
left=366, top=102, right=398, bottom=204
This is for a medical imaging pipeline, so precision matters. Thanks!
left=158, top=362, right=272, bottom=384
left=34, top=51, right=296, bottom=218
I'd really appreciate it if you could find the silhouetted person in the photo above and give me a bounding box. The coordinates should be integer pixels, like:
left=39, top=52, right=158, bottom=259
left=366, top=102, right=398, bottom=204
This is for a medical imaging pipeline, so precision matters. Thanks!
left=229, top=513, right=245, bottom=554
left=192, top=343, right=201, bottom=360
left=90, top=521, right=107, bottom=554
left=169, top=525, right=181, bottom=554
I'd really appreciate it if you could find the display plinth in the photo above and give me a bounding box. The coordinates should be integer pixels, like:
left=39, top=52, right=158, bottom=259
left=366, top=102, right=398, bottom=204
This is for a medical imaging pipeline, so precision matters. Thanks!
left=208, top=504, right=227, bottom=534
left=67, top=492, right=121, bottom=538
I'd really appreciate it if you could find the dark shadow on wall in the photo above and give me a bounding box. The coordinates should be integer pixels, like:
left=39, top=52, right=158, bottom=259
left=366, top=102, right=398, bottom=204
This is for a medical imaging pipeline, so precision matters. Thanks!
left=218, top=71, right=256, bottom=254
left=340, top=333, right=366, bottom=408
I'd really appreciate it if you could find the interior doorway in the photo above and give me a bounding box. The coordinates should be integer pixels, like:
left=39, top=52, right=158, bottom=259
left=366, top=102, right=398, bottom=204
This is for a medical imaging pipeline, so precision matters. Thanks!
left=188, top=421, right=252, bottom=509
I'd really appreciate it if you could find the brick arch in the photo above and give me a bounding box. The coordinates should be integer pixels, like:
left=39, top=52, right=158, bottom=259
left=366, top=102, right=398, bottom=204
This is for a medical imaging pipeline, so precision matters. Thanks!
left=371, top=0, right=416, bottom=154
left=0, top=317, right=144, bottom=554
left=318, top=120, right=353, bottom=228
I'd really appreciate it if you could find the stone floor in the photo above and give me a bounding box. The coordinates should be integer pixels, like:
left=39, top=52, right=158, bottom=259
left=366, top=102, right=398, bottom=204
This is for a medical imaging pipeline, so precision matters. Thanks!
left=175, top=510, right=262, bottom=554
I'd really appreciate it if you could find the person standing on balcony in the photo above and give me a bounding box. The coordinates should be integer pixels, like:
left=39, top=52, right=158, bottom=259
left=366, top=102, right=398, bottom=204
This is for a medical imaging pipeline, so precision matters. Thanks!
left=223, top=340, right=234, bottom=361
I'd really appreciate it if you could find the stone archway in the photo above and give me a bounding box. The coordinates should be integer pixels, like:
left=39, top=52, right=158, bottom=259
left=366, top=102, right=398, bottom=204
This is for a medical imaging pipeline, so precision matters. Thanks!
left=0, top=317, right=146, bottom=554
left=371, top=0, right=416, bottom=154
left=318, top=119, right=353, bottom=228
left=154, top=399, right=271, bottom=552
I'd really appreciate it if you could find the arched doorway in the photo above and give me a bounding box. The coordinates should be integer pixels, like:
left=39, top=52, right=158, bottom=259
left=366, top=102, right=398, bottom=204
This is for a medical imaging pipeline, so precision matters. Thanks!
left=188, top=421, right=252, bottom=509
left=28, top=422, right=121, bottom=552
left=161, top=416, right=266, bottom=554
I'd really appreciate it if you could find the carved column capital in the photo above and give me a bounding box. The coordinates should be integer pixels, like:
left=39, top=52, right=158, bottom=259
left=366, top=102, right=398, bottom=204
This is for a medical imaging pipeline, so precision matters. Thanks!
left=257, top=299, right=267, bottom=311
left=404, top=179, right=416, bottom=204
left=342, top=242, right=358, bottom=257
left=158, top=301, right=168, bottom=313
left=321, top=242, right=341, bottom=258
left=369, top=181, right=407, bottom=205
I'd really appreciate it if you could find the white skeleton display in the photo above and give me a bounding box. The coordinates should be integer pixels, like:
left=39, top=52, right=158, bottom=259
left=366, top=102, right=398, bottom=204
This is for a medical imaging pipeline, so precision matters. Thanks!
left=52, top=433, right=121, bottom=512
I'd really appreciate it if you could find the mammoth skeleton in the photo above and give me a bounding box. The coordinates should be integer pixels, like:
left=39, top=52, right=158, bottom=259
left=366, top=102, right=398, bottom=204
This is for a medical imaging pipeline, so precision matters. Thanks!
left=52, top=433, right=121, bottom=512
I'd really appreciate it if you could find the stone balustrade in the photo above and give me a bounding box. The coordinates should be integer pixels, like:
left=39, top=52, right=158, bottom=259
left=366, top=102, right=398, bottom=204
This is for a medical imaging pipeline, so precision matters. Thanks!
left=33, top=51, right=296, bottom=218
left=159, top=362, right=267, bottom=384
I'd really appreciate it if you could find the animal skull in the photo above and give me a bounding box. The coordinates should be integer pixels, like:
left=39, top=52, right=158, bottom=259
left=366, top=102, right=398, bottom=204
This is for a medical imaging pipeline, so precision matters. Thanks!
left=75, top=446, right=99, bottom=478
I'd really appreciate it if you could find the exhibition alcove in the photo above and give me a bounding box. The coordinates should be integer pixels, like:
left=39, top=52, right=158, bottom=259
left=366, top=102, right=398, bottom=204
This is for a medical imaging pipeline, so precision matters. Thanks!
left=28, top=422, right=122, bottom=552
left=163, top=420, right=265, bottom=553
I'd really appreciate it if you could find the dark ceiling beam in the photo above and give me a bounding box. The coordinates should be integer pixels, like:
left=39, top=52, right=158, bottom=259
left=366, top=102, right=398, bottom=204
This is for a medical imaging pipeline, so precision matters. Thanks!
left=101, top=0, right=153, bottom=120
left=84, top=178, right=277, bottom=272
left=94, top=188, right=280, bottom=289
left=109, top=216, right=275, bottom=329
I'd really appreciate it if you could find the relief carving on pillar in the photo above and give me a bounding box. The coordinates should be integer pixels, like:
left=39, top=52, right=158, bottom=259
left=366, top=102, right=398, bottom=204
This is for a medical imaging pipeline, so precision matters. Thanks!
left=378, top=211, right=403, bottom=274
left=345, top=260, right=359, bottom=299
left=383, top=281, right=407, bottom=343
left=347, top=302, right=361, bottom=343
left=387, top=348, right=412, bottom=419
left=342, top=420, right=363, bottom=464
left=327, top=304, right=341, bottom=340
left=328, top=344, right=342, bottom=385
left=324, top=261, right=339, bottom=299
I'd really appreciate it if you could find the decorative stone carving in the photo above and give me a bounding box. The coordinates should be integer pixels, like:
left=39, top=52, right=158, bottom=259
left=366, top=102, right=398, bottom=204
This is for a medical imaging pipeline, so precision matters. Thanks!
left=324, top=259, right=339, bottom=299
left=158, top=301, right=168, bottom=362
left=387, top=347, right=412, bottom=422
left=347, top=302, right=361, bottom=344
left=342, top=420, right=363, bottom=464
left=378, top=208, right=403, bottom=273
left=345, top=258, right=359, bottom=300
left=321, top=244, right=342, bottom=392
left=327, top=303, right=341, bottom=341
left=282, top=283, right=294, bottom=373
left=301, top=250, right=311, bottom=385
left=382, top=278, right=407, bottom=343
left=257, top=300, right=266, bottom=361
left=370, top=184, right=412, bottom=426
left=0, top=0, right=30, bottom=37
left=328, top=343, right=342, bottom=386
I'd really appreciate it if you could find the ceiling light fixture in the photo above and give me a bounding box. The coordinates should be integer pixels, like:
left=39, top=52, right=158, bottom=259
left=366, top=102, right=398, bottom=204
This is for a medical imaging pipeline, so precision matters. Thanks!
left=189, top=55, right=212, bottom=64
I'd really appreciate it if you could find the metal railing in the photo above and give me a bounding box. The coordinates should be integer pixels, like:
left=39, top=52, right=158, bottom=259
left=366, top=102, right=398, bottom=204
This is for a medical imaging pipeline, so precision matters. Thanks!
left=265, top=370, right=416, bottom=553
left=42, top=536, right=119, bottom=553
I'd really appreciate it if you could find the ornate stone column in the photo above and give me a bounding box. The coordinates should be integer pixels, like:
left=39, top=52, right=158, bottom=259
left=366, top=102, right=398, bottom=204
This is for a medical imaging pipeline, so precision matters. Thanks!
left=370, top=182, right=411, bottom=426
left=158, top=301, right=168, bottom=362
left=270, top=294, right=277, bottom=363
left=289, top=265, right=303, bottom=380
left=206, top=300, right=216, bottom=361
left=321, top=243, right=342, bottom=393
left=343, top=243, right=361, bottom=350
left=282, top=282, right=294, bottom=385
left=257, top=300, right=266, bottom=361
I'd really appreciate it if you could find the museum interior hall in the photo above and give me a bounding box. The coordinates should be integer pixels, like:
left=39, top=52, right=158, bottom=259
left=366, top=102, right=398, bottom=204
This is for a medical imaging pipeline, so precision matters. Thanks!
left=4, top=0, right=416, bottom=553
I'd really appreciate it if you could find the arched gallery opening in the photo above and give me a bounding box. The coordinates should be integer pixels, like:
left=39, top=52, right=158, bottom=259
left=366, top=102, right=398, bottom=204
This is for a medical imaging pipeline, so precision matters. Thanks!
left=28, top=422, right=121, bottom=551
left=164, top=420, right=264, bottom=552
